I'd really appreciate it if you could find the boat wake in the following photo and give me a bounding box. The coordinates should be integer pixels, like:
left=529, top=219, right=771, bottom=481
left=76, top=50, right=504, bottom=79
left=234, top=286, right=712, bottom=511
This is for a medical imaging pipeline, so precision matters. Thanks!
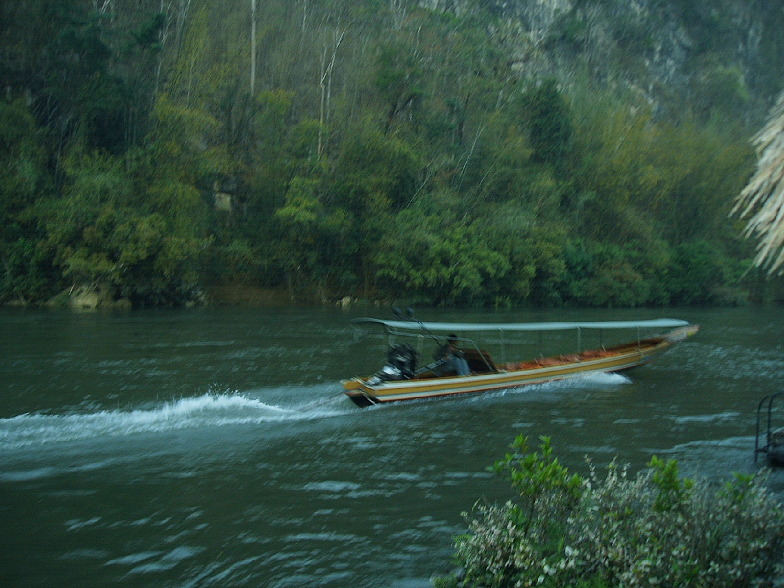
left=501, top=371, right=632, bottom=395
left=0, top=388, right=353, bottom=451
left=0, top=373, right=630, bottom=451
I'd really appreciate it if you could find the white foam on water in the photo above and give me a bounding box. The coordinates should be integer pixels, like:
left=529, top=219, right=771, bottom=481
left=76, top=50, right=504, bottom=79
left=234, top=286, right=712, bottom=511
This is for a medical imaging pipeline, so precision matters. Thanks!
left=560, top=371, right=631, bottom=386
left=508, top=370, right=631, bottom=393
left=302, top=480, right=362, bottom=493
left=122, top=546, right=205, bottom=575
left=0, top=372, right=630, bottom=452
left=669, top=411, right=743, bottom=424
left=0, top=389, right=353, bottom=451
left=466, top=370, right=631, bottom=403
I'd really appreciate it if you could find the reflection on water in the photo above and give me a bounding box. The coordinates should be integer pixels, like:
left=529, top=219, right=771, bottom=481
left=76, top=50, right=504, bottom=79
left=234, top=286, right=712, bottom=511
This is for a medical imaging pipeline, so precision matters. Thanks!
left=0, top=306, right=783, bottom=586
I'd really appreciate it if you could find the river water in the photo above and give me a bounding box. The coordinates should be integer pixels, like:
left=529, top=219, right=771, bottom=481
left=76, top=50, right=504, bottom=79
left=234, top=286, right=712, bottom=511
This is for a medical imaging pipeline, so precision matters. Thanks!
left=1, top=306, right=783, bottom=587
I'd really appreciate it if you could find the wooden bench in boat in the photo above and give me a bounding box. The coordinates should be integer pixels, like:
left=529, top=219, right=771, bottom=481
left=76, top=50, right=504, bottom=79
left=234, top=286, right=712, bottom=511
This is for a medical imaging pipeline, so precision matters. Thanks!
left=463, top=349, right=497, bottom=374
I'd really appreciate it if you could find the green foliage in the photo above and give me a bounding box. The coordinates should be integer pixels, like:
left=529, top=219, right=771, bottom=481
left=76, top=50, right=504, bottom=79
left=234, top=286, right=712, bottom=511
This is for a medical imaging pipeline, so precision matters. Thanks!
left=438, top=439, right=784, bottom=587
left=492, top=435, right=583, bottom=533
left=0, top=100, right=50, bottom=213
left=272, top=174, right=356, bottom=293
left=374, top=213, right=509, bottom=306
left=549, top=11, right=590, bottom=49
left=1, top=237, right=54, bottom=304
left=519, top=80, right=574, bottom=170
left=40, top=7, right=132, bottom=152
left=665, top=240, right=746, bottom=305
left=375, top=41, right=425, bottom=133
left=0, top=99, right=54, bottom=302
left=334, top=121, right=422, bottom=211
left=147, top=94, right=228, bottom=182
left=649, top=455, right=694, bottom=512
left=483, top=222, right=568, bottom=306
left=693, top=64, right=750, bottom=122
left=209, top=239, right=265, bottom=283
left=23, top=142, right=212, bottom=306
left=562, top=239, right=668, bottom=307
left=276, top=177, right=322, bottom=228
left=0, top=0, right=771, bottom=307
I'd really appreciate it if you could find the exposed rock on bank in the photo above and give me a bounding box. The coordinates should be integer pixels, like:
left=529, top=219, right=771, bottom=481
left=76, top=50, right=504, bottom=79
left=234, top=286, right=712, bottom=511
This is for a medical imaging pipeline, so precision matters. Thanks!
left=45, top=286, right=131, bottom=311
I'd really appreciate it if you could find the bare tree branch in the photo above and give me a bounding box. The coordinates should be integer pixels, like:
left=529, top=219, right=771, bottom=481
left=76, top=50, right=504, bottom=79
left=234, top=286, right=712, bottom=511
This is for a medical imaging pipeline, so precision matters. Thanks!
left=318, top=29, right=345, bottom=159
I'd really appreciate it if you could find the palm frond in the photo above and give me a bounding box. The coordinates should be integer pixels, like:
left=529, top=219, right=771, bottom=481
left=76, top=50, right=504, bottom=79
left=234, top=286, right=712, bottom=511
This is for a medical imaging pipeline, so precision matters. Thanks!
left=733, top=92, right=784, bottom=273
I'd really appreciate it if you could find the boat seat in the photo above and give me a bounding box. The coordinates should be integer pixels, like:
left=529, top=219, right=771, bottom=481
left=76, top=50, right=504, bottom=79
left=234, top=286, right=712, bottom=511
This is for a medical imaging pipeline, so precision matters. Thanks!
left=463, top=349, right=497, bottom=373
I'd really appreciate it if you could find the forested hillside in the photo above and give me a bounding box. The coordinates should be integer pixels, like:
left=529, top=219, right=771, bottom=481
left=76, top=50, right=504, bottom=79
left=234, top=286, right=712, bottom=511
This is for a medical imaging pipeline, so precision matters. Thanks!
left=2, top=0, right=782, bottom=308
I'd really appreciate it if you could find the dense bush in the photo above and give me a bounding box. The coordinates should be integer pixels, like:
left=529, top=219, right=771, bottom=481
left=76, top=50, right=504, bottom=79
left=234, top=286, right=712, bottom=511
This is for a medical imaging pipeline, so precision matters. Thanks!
left=435, top=436, right=784, bottom=587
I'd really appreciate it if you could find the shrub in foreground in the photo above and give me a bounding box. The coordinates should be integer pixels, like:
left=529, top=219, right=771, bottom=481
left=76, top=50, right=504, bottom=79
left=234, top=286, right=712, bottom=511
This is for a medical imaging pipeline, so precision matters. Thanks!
left=434, top=435, right=784, bottom=587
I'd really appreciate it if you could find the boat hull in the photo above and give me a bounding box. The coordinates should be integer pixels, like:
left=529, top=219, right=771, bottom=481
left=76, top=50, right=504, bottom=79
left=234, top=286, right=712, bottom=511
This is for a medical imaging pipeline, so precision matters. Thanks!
left=343, top=325, right=698, bottom=407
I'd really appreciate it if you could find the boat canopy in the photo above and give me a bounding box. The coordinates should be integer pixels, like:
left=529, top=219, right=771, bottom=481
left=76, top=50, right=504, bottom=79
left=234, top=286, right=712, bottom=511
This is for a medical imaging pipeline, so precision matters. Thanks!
left=351, top=318, right=690, bottom=332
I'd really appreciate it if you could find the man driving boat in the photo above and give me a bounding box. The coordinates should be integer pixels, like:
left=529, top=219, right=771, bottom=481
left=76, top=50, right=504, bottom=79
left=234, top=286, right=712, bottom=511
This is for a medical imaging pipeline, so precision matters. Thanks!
left=436, top=334, right=470, bottom=376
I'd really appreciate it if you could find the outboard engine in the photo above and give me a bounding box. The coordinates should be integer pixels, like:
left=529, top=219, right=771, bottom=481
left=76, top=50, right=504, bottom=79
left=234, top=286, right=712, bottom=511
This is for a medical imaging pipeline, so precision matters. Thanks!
left=366, top=344, right=418, bottom=385
left=387, top=344, right=417, bottom=377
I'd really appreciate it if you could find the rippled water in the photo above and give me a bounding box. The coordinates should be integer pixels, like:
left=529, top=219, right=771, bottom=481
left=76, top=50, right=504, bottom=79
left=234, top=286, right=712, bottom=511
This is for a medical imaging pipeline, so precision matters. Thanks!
left=1, top=306, right=783, bottom=587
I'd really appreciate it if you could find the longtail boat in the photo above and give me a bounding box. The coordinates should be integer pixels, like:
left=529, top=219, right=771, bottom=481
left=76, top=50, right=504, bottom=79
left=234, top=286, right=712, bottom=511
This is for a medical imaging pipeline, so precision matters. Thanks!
left=342, top=314, right=699, bottom=407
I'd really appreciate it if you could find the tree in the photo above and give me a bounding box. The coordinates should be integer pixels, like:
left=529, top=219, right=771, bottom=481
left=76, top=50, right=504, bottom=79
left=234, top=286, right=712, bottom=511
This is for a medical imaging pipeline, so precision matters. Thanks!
left=520, top=79, right=574, bottom=170
left=732, top=92, right=784, bottom=274
left=374, top=211, right=509, bottom=305
left=374, top=41, right=425, bottom=134
left=0, top=100, right=53, bottom=303
left=37, top=152, right=133, bottom=294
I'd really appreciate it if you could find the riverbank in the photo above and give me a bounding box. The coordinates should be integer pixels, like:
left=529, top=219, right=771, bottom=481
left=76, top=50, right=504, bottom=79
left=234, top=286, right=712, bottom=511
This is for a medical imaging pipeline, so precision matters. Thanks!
left=204, top=283, right=295, bottom=307
left=5, top=275, right=781, bottom=311
left=3, top=279, right=394, bottom=311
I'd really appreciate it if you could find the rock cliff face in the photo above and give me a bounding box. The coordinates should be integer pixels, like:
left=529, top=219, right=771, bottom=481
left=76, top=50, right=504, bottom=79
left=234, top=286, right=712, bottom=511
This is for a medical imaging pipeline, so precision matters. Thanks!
left=421, top=0, right=783, bottom=124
